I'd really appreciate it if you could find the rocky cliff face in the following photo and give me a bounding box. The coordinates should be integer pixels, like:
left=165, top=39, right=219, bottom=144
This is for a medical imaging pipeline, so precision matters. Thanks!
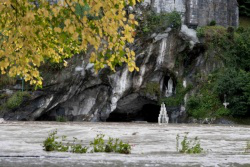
left=2, top=25, right=209, bottom=123
left=143, top=0, right=239, bottom=27
left=1, top=0, right=238, bottom=123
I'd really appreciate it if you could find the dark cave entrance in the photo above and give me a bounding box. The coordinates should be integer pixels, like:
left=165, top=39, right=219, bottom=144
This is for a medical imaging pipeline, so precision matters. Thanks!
left=106, top=104, right=160, bottom=123
left=141, top=104, right=160, bottom=122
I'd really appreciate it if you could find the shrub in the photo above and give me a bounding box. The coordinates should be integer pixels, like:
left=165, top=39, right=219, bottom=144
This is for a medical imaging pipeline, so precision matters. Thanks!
left=187, top=82, right=229, bottom=119
left=43, top=130, right=69, bottom=152
left=105, top=137, right=131, bottom=154
left=0, top=75, right=16, bottom=89
left=43, top=131, right=132, bottom=154
left=71, top=137, right=88, bottom=153
left=90, top=134, right=105, bottom=152
left=144, top=82, right=160, bottom=97
left=238, top=0, right=250, bottom=17
left=234, top=28, right=250, bottom=71
left=90, top=134, right=132, bottom=154
left=196, top=26, right=228, bottom=44
left=138, top=11, right=181, bottom=35
left=6, top=91, right=30, bottom=109
left=209, top=20, right=216, bottom=26
left=56, top=116, right=67, bottom=122
left=160, top=80, right=192, bottom=107
left=214, top=69, right=250, bottom=117
left=245, top=141, right=250, bottom=153
left=176, top=133, right=203, bottom=154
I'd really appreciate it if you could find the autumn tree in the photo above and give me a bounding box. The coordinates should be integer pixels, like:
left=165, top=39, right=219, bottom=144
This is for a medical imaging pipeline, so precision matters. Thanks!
left=0, top=0, right=140, bottom=87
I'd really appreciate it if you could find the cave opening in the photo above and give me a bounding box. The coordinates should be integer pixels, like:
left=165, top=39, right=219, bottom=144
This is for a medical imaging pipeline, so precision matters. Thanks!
left=106, top=104, right=160, bottom=123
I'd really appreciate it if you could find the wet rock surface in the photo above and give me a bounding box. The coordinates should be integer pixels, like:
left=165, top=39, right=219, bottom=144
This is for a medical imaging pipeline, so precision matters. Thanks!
left=1, top=1, right=238, bottom=123
left=0, top=122, right=250, bottom=167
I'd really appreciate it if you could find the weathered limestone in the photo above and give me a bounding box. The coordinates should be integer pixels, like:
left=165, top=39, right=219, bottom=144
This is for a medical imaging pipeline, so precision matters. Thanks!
left=0, top=118, right=5, bottom=124
left=143, top=0, right=239, bottom=27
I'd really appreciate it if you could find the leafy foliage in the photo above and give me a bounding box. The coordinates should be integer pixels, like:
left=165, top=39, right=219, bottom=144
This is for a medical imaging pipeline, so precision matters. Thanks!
left=176, top=133, right=203, bottom=154
left=187, top=74, right=230, bottom=119
left=5, top=91, right=30, bottom=109
left=238, top=0, right=250, bottom=17
left=144, top=82, right=161, bottom=97
left=161, top=80, right=192, bottom=107
left=209, top=20, right=216, bottom=26
left=56, top=116, right=67, bottom=122
left=214, top=69, right=250, bottom=117
left=0, top=0, right=141, bottom=87
left=43, top=130, right=69, bottom=152
left=245, top=141, right=250, bottom=153
left=71, top=137, right=88, bottom=153
left=0, top=75, right=16, bottom=89
left=90, top=134, right=105, bottom=152
left=234, top=28, right=250, bottom=71
left=138, top=11, right=181, bottom=35
left=90, top=134, right=132, bottom=154
left=193, top=25, right=250, bottom=119
left=43, top=131, right=132, bottom=154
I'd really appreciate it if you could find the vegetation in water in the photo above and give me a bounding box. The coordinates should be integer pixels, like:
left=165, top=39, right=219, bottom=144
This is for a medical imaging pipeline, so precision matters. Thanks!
left=56, top=116, right=67, bottom=122
left=245, top=141, right=250, bottom=153
left=90, top=134, right=132, bottom=154
left=176, top=133, right=203, bottom=154
left=43, top=130, right=132, bottom=154
left=71, top=137, right=88, bottom=153
left=43, top=130, right=69, bottom=152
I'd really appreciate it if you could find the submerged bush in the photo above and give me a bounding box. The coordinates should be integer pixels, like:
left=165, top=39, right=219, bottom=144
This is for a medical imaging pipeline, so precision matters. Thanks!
left=56, top=116, right=67, bottom=122
left=43, top=131, right=132, bottom=154
left=43, top=130, right=69, bottom=152
left=245, top=141, right=250, bottom=153
left=90, top=134, right=132, bottom=154
left=176, top=133, right=203, bottom=154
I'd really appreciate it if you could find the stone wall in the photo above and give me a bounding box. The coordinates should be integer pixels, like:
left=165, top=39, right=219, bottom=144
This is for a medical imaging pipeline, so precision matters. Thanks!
left=142, top=0, right=239, bottom=27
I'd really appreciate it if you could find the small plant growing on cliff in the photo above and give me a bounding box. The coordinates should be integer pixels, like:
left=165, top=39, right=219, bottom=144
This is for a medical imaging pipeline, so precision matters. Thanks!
left=56, top=116, right=67, bottom=122
left=6, top=91, right=30, bottom=109
left=209, top=20, right=216, bottom=26
left=176, top=133, right=203, bottom=154
left=138, top=11, right=181, bottom=35
left=144, top=82, right=161, bottom=97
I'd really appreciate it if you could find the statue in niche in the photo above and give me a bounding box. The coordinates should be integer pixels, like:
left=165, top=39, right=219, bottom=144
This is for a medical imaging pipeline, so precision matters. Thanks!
left=165, top=78, right=174, bottom=97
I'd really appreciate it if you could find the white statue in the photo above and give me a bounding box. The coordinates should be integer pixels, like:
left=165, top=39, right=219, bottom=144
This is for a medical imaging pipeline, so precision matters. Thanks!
left=165, top=78, right=174, bottom=97
left=223, top=94, right=230, bottom=109
left=158, top=103, right=169, bottom=125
